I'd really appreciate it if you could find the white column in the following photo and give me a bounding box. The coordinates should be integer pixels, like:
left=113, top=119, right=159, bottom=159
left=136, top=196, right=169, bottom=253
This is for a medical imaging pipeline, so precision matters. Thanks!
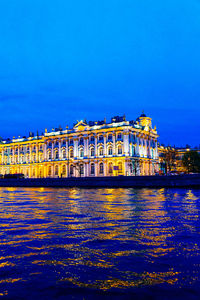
left=59, top=140, right=61, bottom=159
left=85, top=163, right=88, bottom=177
left=36, top=144, right=38, bottom=162
left=74, top=138, right=78, bottom=157
left=94, top=136, right=97, bottom=156
left=44, top=142, right=47, bottom=160
left=84, top=137, right=88, bottom=156
left=51, top=143, right=54, bottom=160
left=18, top=145, right=20, bottom=164
left=103, top=160, right=106, bottom=176
left=95, top=161, right=98, bottom=176
left=113, top=133, right=116, bottom=155
left=104, top=134, right=107, bottom=155
left=123, top=132, right=129, bottom=156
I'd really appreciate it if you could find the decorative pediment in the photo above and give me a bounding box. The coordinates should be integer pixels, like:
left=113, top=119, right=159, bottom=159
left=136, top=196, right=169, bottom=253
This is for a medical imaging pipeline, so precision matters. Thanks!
left=73, top=120, right=88, bottom=131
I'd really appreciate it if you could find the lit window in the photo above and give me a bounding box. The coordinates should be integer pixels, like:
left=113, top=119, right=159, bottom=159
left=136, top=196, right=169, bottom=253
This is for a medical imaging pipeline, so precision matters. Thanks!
left=108, top=163, right=113, bottom=174
left=80, top=148, right=84, bottom=157
left=99, top=163, right=104, bottom=174
left=48, top=166, right=51, bottom=176
left=55, top=151, right=59, bottom=159
left=62, top=165, right=66, bottom=176
left=118, top=162, right=122, bottom=172
left=118, top=146, right=122, bottom=155
left=99, top=147, right=103, bottom=156
left=55, top=165, right=59, bottom=175
left=48, top=152, right=52, bottom=160
left=62, top=150, right=66, bottom=159
left=69, top=149, right=73, bottom=158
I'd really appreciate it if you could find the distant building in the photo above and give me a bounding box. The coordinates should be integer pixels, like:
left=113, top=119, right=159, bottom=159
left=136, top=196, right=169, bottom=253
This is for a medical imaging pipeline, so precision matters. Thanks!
left=158, top=145, right=200, bottom=174
left=175, top=148, right=200, bottom=173
left=0, top=114, right=159, bottom=178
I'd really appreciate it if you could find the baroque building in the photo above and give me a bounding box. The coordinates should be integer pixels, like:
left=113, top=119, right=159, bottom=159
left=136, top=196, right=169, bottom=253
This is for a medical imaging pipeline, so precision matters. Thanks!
left=0, top=114, right=159, bottom=178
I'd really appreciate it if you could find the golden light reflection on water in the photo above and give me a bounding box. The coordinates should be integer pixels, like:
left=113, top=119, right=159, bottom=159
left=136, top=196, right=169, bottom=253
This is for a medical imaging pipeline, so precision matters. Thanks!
left=0, top=187, right=200, bottom=295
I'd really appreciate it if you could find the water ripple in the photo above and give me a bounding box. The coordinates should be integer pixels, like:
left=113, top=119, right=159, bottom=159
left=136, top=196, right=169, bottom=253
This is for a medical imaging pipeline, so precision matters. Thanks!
left=0, top=187, right=200, bottom=299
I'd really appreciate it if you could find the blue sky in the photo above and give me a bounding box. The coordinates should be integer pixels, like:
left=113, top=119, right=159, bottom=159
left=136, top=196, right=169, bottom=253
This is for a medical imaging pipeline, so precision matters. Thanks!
left=0, top=0, right=200, bottom=147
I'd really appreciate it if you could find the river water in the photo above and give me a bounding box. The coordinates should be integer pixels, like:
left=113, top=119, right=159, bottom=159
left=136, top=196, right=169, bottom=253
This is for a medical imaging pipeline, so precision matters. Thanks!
left=0, top=188, right=200, bottom=299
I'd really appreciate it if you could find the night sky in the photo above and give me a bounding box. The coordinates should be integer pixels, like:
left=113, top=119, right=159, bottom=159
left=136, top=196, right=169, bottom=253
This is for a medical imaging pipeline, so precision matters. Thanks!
left=0, top=0, right=199, bottom=147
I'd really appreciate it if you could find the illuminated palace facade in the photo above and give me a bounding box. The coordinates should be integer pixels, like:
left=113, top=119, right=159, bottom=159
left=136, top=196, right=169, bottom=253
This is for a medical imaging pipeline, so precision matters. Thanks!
left=0, top=114, right=159, bottom=178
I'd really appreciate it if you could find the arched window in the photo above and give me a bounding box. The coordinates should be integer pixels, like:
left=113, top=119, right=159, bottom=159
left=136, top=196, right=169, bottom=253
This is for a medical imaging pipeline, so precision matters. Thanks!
left=80, top=148, right=84, bottom=157
left=39, top=168, right=43, bottom=178
left=62, top=150, right=66, bottom=159
left=118, top=162, right=122, bottom=173
left=90, top=147, right=95, bottom=157
left=32, top=168, right=36, bottom=177
left=48, top=151, right=51, bottom=160
left=62, top=165, right=66, bottom=176
left=99, top=162, right=104, bottom=174
left=108, top=147, right=113, bottom=156
left=70, top=164, right=74, bottom=175
left=69, top=149, right=74, bottom=158
left=108, top=162, right=113, bottom=174
left=118, top=146, right=122, bottom=155
left=48, top=166, right=51, bottom=176
left=55, top=151, right=59, bottom=159
left=90, top=163, right=95, bottom=175
left=55, top=165, right=59, bottom=176
left=99, top=147, right=103, bottom=156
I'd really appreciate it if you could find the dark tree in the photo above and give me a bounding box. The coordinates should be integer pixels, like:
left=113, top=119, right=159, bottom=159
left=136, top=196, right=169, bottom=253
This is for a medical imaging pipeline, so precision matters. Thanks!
left=182, top=151, right=200, bottom=173
left=162, top=148, right=176, bottom=174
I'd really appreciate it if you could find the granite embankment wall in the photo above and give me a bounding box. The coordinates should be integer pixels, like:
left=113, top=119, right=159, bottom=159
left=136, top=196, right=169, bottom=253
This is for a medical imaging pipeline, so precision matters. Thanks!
left=0, top=174, right=200, bottom=188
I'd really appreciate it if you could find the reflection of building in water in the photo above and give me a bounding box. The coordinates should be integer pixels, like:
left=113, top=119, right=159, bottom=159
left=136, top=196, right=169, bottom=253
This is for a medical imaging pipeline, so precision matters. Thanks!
left=0, top=114, right=159, bottom=177
left=134, top=189, right=174, bottom=258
